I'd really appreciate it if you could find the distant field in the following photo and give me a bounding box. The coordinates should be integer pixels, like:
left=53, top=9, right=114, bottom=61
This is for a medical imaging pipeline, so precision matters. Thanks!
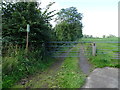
left=82, top=37, right=118, bottom=43
left=81, top=37, right=120, bottom=68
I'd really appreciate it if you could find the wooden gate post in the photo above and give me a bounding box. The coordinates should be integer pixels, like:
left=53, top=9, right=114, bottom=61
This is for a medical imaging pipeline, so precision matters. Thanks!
left=92, top=42, right=96, bottom=56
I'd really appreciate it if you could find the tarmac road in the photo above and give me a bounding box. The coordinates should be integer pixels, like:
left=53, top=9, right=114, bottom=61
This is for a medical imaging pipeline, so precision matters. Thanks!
left=83, top=67, right=119, bottom=88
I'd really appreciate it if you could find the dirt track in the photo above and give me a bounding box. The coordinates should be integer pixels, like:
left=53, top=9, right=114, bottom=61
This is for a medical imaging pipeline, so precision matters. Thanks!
left=13, top=48, right=72, bottom=88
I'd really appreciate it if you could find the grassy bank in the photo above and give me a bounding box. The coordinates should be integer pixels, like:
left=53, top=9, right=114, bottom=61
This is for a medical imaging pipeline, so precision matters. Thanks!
left=82, top=37, right=120, bottom=68
left=2, top=46, right=56, bottom=88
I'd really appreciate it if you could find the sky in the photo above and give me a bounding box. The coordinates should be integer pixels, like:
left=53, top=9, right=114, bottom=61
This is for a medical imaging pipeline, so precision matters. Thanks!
left=38, top=0, right=119, bottom=37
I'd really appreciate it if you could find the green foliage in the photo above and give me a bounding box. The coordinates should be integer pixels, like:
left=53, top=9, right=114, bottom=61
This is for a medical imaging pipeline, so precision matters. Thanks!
left=54, top=7, right=83, bottom=41
left=2, top=2, right=55, bottom=48
left=56, top=7, right=82, bottom=23
left=11, top=45, right=73, bottom=88
left=2, top=2, right=56, bottom=88
left=2, top=44, right=55, bottom=88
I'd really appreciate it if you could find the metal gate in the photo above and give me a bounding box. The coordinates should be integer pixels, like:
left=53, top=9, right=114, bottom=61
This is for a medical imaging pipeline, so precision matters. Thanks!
left=47, top=40, right=120, bottom=60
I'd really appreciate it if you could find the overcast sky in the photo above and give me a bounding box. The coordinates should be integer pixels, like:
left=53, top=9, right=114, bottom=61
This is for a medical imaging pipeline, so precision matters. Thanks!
left=38, top=0, right=119, bottom=37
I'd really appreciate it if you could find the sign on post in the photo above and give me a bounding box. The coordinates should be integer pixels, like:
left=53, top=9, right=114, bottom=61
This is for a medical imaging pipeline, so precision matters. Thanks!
left=27, top=24, right=30, bottom=32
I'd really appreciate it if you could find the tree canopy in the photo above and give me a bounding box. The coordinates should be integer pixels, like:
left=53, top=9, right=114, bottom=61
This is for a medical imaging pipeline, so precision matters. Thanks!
left=54, top=7, right=83, bottom=41
left=2, top=2, right=83, bottom=56
left=2, top=2, right=55, bottom=46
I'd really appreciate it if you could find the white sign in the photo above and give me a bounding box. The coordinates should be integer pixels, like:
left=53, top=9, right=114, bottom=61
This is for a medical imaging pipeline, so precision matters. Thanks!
left=27, top=24, right=30, bottom=32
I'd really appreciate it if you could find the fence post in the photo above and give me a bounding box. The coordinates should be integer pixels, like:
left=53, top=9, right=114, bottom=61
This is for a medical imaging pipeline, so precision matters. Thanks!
left=92, top=42, right=96, bottom=56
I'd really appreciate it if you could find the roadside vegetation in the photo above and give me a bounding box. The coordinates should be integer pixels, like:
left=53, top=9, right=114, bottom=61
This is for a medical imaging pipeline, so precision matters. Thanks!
left=2, top=44, right=56, bottom=88
left=2, top=1, right=83, bottom=88
left=12, top=43, right=86, bottom=88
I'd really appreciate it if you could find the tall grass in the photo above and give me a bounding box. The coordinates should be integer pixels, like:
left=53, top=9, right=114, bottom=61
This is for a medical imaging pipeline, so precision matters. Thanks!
left=2, top=44, right=55, bottom=88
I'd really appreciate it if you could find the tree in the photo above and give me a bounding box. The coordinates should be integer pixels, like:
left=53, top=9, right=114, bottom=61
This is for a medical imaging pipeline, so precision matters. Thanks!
left=2, top=2, right=55, bottom=43
left=2, top=2, right=56, bottom=57
left=55, top=7, right=82, bottom=24
left=54, top=7, right=83, bottom=41
left=107, top=34, right=116, bottom=38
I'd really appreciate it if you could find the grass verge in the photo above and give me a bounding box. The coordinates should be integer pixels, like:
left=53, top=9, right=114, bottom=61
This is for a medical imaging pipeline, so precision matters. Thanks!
left=48, top=44, right=86, bottom=88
